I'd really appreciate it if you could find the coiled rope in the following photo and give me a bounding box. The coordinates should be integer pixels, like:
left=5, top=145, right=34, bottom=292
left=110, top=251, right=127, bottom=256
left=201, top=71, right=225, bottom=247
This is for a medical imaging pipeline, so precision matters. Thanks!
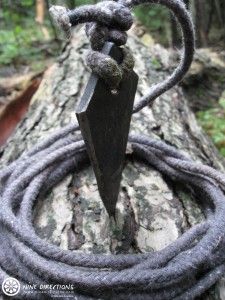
left=1, top=0, right=225, bottom=299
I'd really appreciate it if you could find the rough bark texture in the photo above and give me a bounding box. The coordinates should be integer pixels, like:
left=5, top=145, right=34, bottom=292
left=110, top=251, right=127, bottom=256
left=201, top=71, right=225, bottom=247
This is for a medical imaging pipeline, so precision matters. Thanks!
left=1, top=28, right=225, bottom=299
left=182, top=48, right=225, bottom=111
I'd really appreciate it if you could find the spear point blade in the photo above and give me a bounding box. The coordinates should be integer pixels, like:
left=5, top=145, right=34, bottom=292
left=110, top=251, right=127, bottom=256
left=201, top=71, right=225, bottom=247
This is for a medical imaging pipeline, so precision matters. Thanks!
left=76, top=42, right=138, bottom=216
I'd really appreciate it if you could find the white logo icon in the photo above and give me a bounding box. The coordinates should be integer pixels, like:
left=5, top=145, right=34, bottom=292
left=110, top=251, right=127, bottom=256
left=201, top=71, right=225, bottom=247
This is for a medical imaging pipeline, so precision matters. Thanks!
left=2, top=277, right=20, bottom=296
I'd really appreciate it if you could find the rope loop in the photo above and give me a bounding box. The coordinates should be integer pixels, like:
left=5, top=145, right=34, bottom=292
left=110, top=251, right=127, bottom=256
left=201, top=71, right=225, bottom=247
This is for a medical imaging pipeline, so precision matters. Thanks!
left=1, top=124, right=225, bottom=299
left=50, top=1, right=134, bottom=89
left=50, top=0, right=195, bottom=107
left=86, top=46, right=134, bottom=90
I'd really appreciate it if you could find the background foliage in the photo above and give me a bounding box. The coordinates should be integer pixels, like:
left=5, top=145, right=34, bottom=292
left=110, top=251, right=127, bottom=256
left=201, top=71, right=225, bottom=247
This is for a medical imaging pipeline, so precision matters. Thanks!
left=198, top=92, right=225, bottom=156
left=0, top=0, right=57, bottom=68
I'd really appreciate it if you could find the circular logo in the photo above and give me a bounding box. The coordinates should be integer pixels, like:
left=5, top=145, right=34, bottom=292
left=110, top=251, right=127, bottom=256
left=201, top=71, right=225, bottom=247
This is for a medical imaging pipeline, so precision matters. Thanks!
left=2, top=277, right=20, bottom=297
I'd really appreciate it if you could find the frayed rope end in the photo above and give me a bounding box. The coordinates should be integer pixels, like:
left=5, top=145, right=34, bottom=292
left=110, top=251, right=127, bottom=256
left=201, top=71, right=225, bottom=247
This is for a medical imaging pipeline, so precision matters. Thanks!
left=49, top=5, right=72, bottom=40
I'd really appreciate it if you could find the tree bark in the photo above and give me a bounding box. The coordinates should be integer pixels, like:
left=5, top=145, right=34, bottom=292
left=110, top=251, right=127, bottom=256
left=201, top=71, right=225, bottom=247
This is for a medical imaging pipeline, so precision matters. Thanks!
left=35, top=0, right=45, bottom=24
left=194, top=0, right=209, bottom=47
left=1, top=28, right=225, bottom=299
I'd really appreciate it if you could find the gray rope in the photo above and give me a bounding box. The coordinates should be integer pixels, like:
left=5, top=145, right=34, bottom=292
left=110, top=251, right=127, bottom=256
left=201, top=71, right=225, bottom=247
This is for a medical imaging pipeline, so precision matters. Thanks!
left=1, top=1, right=225, bottom=299
left=50, top=0, right=194, bottom=108
left=1, top=126, right=225, bottom=299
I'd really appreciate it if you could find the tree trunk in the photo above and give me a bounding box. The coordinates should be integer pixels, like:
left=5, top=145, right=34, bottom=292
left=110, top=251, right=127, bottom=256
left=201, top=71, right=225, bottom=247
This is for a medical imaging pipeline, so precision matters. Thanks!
left=1, top=28, right=225, bottom=299
left=194, top=0, right=209, bottom=47
left=35, top=0, right=45, bottom=24
left=35, top=0, right=50, bottom=40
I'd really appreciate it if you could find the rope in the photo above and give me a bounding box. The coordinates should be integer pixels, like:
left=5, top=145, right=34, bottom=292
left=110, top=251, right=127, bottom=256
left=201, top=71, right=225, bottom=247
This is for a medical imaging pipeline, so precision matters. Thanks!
left=50, top=0, right=194, bottom=110
left=1, top=0, right=225, bottom=299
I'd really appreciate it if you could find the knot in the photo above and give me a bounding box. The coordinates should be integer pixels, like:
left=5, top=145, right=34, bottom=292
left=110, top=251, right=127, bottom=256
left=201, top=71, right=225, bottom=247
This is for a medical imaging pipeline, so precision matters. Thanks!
left=83, top=1, right=132, bottom=50
left=50, top=0, right=195, bottom=112
left=86, top=46, right=134, bottom=90
left=49, top=1, right=134, bottom=90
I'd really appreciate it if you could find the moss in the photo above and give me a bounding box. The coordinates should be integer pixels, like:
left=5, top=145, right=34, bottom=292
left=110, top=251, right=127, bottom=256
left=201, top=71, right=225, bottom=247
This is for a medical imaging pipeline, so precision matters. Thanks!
left=151, top=58, right=162, bottom=69
left=197, top=92, right=225, bottom=157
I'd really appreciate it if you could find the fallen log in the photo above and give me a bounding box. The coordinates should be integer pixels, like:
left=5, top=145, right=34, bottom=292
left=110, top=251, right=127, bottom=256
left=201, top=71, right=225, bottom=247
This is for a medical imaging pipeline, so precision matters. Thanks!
left=1, top=28, right=225, bottom=299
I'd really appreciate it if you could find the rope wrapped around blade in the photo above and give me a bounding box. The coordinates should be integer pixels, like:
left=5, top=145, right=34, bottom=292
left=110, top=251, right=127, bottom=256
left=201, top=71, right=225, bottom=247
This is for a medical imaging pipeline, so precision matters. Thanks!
left=1, top=0, right=225, bottom=299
